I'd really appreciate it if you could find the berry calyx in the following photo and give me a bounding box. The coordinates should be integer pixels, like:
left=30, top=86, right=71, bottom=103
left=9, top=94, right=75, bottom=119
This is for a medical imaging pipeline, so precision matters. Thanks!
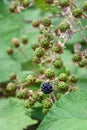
left=41, top=82, right=53, bottom=94
left=9, top=4, right=16, bottom=13
left=9, top=73, right=17, bottom=80
left=25, top=75, right=36, bottom=85
left=58, top=73, right=68, bottom=82
left=78, top=59, right=87, bottom=68
left=32, top=20, right=40, bottom=27
left=59, top=21, right=70, bottom=32
left=22, top=0, right=30, bottom=7
left=72, top=53, right=82, bottom=62
left=42, top=17, right=51, bottom=27
left=6, top=47, right=14, bottom=55
left=32, top=56, right=41, bottom=64
left=45, top=68, right=55, bottom=79
left=59, top=0, right=69, bottom=7
left=31, top=43, right=39, bottom=50
left=53, top=59, right=63, bottom=69
left=52, top=44, right=63, bottom=54
left=69, top=74, right=78, bottom=83
left=83, top=2, right=87, bottom=11
left=72, top=8, right=82, bottom=18
left=35, top=47, right=45, bottom=58
left=21, top=35, right=28, bottom=44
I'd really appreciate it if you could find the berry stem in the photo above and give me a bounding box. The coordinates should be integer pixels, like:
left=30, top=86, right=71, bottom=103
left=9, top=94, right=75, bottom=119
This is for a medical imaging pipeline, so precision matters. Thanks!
left=19, top=47, right=29, bottom=61
left=51, top=92, right=57, bottom=103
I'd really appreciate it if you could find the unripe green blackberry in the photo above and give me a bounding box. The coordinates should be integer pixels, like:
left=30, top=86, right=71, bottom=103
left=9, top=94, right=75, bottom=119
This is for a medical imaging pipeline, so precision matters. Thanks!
left=71, top=86, right=79, bottom=92
left=42, top=98, right=52, bottom=108
left=85, top=54, right=87, bottom=59
left=6, top=83, right=16, bottom=92
left=12, top=38, right=20, bottom=48
left=31, top=43, right=39, bottom=50
left=16, top=89, right=29, bottom=99
left=59, top=21, right=70, bottom=32
left=25, top=75, right=36, bottom=85
left=78, top=59, right=87, bottom=68
left=39, top=38, right=49, bottom=49
left=66, top=70, right=71, bottom=76
left=22, top=0, right=30, bottom=7
left=9, top=73, right=17, bottom=80
left=59, top=0, right=69, bottom=7
left=83, top=2, right=87, bottom=11
left=52, top=44, right=63, bottom=54
left=42, top=108, right=49, bottom=114
left=6, top=47, right=14, bottom=55
left=53, top=59, right=63, bottom=69
left=58, top=82, right=68, bottom=91
left=45, top=0, right=53, bottom=4
left=56, top=93, right=62, bottom=100
left=24, top=98, right=34, bottom=109
left=69, top=74, right=78, bottom=83
left=32, top=20, right=40, bottom=27
left=42, top=17, right=51, bottom=27
left=72, top=8, right=82, bottom=18
left=9, top=4, right=16, bottom=13
left=21, top=35, right=28, bottom=45
left=32, top=56, right=41, bottom=64
left=72, top=53, right=82, bottom=62
left=58, top=73, right=68, bottom=82
left=45, top=68, right=55, bottom=79
left=35, top=47, right=45, bottom=58
left=39, top=67, right=44, bottom=74
left=32, top=91, right=40, bottom=101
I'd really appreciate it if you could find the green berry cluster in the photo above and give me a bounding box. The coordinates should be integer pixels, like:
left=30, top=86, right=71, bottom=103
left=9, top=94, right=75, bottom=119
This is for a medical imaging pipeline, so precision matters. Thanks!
left=6, top=0, right=87, bottom=115
left=6, top=35, right=28, bottom=57
left=9, top=0, right=30, bottom=13
left=59, top=0, right=69, bottom=7
left=72, top=52, right=87, bottom=68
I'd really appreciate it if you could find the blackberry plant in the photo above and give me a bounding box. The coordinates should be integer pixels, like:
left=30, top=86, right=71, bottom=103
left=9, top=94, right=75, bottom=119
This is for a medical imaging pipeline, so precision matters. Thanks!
left=1, top=0, right=87, bottom=129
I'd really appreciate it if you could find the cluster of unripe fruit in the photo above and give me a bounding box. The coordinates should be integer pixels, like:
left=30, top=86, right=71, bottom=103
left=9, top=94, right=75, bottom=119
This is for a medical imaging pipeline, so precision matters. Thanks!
left=9, top=0, right=30, bottom=13
left=72, top=50, right=87, bottom=68
left=6, top=35, right=28, bottom=56
left=6, top=0, right=87, bottom=114
left=6, top=68, right=79, bottom=114
left=45, top=0, right=87, bottom=15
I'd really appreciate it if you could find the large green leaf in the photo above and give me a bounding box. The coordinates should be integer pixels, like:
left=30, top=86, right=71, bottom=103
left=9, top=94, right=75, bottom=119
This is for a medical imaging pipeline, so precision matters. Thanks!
left=0, top=59, right=21, bottom=82
left=37, top=91, right=87, bottom=130
left=0, top=1, right=39, bottom=82
left=34, top=0, right=61, bottom=14
left=0, top=98, right=37, bottom=130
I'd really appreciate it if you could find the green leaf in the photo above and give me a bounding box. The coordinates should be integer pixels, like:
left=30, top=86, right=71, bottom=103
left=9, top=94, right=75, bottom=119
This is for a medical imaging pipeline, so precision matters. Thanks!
left=0, top=98, right=37, bottom=130
left=34, top=0, right=61, bottom=14
left=37, top=91, right=87, bottom=130
left=0, top=59, right=21, bottom=82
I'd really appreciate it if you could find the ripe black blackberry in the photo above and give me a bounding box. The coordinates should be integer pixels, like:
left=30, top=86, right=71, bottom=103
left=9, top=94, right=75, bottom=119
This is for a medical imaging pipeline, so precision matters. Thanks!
left=41, top=82, right=53, bottom=94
